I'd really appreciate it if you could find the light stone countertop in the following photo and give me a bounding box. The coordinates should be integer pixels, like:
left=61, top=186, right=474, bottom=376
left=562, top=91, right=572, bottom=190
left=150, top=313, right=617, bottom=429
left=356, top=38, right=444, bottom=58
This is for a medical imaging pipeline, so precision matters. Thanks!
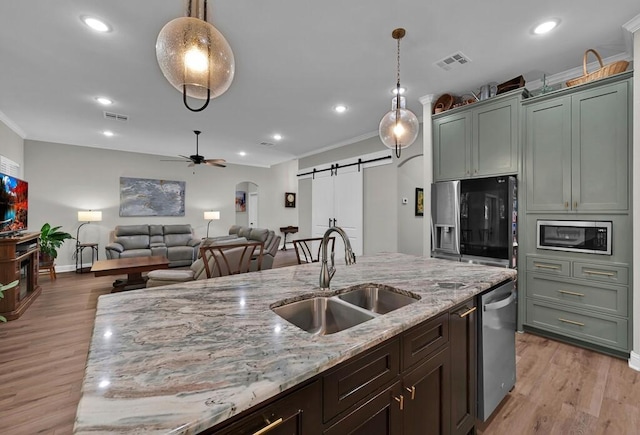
left=73, top=253, right=516, bottom=434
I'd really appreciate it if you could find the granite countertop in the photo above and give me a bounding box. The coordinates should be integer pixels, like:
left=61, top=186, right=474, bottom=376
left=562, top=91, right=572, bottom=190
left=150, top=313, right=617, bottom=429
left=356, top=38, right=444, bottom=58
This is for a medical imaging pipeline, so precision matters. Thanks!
left=73, top=253, right=516, bottom=434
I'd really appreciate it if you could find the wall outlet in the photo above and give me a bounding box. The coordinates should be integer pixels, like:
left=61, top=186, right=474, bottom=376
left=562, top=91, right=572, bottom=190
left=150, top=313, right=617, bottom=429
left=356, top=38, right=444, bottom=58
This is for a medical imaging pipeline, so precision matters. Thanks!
left=402, top=197, right=408, bottom=204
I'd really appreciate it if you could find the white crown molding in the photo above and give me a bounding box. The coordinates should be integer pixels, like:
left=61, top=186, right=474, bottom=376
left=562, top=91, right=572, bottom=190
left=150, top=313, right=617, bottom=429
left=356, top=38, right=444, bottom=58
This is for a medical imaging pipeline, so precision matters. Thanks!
left=629, top=351, right=640, bottom=372
left=623, top=14, right=640, bottom=33
left=0, top=110, right=26, bottom=138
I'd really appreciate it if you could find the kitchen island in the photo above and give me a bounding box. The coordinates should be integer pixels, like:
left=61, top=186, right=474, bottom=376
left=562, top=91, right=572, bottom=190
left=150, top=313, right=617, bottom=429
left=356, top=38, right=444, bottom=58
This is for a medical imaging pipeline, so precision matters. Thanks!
left=73, top=253, right=516, bottom=434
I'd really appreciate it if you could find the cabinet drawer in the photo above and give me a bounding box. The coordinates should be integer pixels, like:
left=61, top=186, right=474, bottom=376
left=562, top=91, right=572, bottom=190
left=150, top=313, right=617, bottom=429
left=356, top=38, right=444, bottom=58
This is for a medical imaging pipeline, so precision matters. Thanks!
left=212, top=380, right=322, bottom=435
left=323, top=338, right=400, bottom=422
left=526, top=273, right=628, bottom=317
left=526, top=256, right=570, bottom=277
left=526, top=299, right=628, bottom=351
left=573, top=262, right=628, bottom=285
left=402, top=312, right=449, bottom=371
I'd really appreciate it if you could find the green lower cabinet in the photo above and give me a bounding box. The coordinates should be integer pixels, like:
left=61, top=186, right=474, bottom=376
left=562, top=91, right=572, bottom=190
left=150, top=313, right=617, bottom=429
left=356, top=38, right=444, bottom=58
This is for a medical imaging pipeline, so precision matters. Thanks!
left=526, top=299, right=628, bottom=352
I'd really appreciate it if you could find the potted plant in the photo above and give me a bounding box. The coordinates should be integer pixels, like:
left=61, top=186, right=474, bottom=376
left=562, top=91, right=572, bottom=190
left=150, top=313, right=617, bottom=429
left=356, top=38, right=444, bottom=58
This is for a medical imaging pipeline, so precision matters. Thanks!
left=39, top=223, right=74, bottom=264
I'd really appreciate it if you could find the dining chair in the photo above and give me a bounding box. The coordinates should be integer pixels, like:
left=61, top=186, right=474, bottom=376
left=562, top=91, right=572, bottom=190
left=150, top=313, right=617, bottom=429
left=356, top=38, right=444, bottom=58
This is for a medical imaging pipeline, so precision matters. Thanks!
left=293, top=237, right=335, bottom=264
left=200, top=241, right=264, bottom=278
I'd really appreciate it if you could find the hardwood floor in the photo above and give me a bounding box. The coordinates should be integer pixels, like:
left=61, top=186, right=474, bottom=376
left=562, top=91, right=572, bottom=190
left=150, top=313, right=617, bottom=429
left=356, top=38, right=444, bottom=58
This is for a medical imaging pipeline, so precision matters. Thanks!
left=1, top=249, right=638, bottom=434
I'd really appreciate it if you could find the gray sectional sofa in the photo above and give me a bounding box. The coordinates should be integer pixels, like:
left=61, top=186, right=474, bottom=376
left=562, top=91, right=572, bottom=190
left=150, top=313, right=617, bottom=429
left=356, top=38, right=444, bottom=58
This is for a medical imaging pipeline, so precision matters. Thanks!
left=105, top=224, right=201, bottom=267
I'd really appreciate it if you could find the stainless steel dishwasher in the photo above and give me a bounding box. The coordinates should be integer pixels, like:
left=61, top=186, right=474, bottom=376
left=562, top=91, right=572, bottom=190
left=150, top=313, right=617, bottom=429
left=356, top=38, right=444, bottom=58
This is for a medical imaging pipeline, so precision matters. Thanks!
left=477, top=279, right=517, bottom=421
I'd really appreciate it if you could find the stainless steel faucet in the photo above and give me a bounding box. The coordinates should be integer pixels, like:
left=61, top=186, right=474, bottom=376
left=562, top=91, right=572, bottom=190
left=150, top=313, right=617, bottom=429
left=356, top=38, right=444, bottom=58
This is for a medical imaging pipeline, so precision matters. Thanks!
left=319, top=226, right=356, bottom=290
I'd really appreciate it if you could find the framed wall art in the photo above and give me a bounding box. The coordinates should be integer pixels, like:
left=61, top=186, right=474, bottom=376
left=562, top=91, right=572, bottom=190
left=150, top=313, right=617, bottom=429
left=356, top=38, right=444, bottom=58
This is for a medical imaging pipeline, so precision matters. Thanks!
left=415, top=187, right=424, bottom=217
left=235, top=191, right=246, bottom=212
left=119, top=177, right=185, bottom=217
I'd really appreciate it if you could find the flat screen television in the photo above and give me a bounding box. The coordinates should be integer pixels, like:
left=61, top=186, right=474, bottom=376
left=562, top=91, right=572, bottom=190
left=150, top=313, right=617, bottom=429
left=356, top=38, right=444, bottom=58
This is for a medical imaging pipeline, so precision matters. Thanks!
left=0, top=172, right=28, bottom=235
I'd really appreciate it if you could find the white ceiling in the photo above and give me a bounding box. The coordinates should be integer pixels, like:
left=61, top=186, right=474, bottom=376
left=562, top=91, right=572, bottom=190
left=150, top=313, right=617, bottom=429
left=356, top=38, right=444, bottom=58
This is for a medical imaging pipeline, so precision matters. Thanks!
left=0, top=1, right=638, bottom=168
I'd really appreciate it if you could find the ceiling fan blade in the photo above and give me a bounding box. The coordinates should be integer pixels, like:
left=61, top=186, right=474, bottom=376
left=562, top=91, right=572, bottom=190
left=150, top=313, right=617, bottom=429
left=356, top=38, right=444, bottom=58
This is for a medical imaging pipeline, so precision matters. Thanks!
left=161, top=158, right=190, bottom=162
left=178, top=154, right=192, bottom=160
left=188, top=162, right=196, bottom=167
left=204, top=158, right=226, bottom=164
left=205, top=161, right=226, bottom=168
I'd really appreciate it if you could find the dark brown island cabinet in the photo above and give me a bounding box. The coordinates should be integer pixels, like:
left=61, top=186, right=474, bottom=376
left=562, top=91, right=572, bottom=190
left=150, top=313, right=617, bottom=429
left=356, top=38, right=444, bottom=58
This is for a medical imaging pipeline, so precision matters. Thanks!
left=205, top=296, right=479, bottom=435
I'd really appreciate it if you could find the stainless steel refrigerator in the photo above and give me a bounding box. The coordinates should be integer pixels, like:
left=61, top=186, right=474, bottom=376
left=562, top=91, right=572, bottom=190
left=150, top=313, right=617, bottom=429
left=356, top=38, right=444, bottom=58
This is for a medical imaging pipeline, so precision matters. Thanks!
left=431, top=176, right=517, bottom=268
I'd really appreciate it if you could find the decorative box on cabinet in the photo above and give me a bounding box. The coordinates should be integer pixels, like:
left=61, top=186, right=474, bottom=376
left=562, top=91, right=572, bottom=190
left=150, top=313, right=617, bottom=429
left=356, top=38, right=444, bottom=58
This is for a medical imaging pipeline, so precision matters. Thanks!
left=433, top=89, right=527, bottom=181
left=0, top=232, right=41, bottom=321
left=524, top=254, right=630, bottom=356
left=524, top=73, right=631, bottom=212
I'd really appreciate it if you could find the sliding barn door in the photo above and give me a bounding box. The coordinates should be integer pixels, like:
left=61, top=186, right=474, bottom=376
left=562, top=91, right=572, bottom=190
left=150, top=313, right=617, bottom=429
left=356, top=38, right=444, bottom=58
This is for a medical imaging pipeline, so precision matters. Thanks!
left=312, top=165, right=363, bottom=258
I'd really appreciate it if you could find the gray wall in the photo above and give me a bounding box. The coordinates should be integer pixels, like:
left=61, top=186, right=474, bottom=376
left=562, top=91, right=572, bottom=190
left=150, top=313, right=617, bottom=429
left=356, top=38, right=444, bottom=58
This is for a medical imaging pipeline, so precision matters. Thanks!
left=24, top=139, right=298, bottom=271
left=0, top=119, right=24, bottom=177
left=298, top=126, right=424, bottom=256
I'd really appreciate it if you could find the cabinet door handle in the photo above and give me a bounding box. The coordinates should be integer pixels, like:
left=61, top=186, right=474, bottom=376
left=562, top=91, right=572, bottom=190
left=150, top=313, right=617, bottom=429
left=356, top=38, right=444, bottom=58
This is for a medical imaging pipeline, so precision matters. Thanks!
left=534, top=263, right=560, bottom=270
left=559, top=318, right=585, bottom=327
left=573, top=201, right=578, bottom=209
left=252, top=418, right=283, bottom=435
left=405, top=386, right=416, bottom=400
left=564, top=201, right=569, bottom=209
left=558, top=289, right=585, bottom=297
left=583, top=269, right=615, bottom=277
left=456, top=306, right=477, bottom=318
left=394, top=395, right=404, bottom=410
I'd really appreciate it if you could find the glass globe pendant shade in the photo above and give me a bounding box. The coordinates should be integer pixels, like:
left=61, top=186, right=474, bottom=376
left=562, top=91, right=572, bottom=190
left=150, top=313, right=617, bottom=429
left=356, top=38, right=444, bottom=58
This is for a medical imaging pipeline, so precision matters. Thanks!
left=156, top=16, right=235, bottom=102
left=379, top=97, right=419, bottom=154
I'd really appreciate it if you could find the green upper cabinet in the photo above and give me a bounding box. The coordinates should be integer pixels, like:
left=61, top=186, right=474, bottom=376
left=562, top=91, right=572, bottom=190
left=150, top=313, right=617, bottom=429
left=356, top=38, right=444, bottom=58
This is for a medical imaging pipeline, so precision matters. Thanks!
left=433, top=111, right=471, bottom=180
left=433, top=90, right=523, bottom=181
left=472, top=97, right=519, bottom=177
left=525, top=76, right=630, bottom=212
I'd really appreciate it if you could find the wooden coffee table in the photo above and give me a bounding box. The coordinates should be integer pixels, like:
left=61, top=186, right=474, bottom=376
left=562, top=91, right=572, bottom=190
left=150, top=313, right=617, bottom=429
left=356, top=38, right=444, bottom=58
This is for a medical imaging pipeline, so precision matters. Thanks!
left=91, top=256, right=170, bottom=293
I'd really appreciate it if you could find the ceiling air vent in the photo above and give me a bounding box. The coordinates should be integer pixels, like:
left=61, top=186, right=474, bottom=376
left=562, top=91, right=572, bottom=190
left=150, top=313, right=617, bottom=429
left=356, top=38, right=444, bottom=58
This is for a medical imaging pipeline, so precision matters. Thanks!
left=103, top=111, right=129, bottom=122
left=435, top=51, right=471, bottom=71
left=259, top=141, right=275, bottom=147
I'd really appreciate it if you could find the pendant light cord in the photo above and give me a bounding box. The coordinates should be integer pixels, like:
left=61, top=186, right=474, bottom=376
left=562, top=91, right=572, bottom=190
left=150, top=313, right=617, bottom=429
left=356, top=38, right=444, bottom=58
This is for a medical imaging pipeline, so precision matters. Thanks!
left=395, top=34, right=402, bottom=158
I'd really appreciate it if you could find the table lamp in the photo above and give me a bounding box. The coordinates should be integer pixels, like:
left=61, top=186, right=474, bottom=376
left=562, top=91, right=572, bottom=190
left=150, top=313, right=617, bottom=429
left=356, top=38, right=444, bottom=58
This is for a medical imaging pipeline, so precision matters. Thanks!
left=77, top=210, right=102, bottom=244
left=204, top=211, right=220, bottom=238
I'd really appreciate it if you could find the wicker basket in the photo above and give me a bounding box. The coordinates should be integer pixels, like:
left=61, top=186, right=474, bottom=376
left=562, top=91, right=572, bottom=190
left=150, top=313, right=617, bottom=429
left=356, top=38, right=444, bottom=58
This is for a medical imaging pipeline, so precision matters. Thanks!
left=566, top=49, right=629, bottom=88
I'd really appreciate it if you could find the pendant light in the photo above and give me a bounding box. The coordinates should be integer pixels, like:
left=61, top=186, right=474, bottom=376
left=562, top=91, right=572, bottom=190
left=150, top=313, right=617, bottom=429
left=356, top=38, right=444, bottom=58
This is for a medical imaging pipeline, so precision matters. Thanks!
left=379, top=28, right=419, bottom=158
left=156, top=0, right=235, bottom=112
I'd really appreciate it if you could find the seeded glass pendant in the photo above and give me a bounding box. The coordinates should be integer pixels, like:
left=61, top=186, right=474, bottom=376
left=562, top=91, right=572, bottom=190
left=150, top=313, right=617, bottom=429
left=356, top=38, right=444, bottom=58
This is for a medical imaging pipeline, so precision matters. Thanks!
left=379, top=28, right=419, bottom=158
left=156, top=0, right=235, bottom=112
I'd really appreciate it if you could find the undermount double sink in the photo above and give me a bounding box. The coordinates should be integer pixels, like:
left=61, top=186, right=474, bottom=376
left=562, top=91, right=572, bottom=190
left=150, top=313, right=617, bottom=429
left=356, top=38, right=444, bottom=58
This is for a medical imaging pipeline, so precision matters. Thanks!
left=272, top=284, right=420, bottom=335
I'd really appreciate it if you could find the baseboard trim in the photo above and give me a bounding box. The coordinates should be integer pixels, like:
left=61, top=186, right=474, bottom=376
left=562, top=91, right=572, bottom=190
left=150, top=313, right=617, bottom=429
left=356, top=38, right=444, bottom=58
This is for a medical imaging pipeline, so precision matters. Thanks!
left=629, top=351, right=640, bottom=372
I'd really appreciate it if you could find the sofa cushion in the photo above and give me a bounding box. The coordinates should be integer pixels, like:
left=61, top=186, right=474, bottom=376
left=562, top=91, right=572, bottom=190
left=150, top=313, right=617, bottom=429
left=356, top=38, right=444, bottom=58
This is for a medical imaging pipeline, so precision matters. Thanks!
left=115, top=225, right=150, bottom=236
left=168, top=246, right=196, bottom=262
left=119, top=248, right=152, bottom=258
left=150, top=224, right=164, bottom=244
left=117, top=235, right=151, bottom=250
left=164, top=233, right=192, bottom=247
left=249, top=228, right=269, bottom=243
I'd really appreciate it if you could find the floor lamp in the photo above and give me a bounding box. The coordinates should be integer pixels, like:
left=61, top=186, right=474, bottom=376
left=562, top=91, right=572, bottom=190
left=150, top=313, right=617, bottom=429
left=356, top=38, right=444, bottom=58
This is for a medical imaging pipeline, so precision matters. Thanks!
left=76, top=210, right=102, bottom=273
left=204, top=211, right=220, bottom=238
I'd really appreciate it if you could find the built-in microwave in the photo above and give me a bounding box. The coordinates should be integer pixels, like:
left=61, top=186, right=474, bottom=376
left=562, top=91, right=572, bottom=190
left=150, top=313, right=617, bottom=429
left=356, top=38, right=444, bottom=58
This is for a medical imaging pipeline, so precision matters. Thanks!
left=537, top=220, right=612, bottom=255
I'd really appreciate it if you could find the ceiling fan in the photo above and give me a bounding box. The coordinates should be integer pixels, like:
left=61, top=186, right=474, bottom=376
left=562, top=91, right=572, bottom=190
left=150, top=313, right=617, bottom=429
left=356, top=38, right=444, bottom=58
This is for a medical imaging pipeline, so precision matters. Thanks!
left=163, top=130, right=226, bottom=167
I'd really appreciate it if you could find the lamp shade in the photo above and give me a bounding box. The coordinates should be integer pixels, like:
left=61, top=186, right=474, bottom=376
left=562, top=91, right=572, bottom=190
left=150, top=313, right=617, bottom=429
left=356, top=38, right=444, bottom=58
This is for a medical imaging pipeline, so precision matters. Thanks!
left=204, top=211, right=220, bottom=220
left=78, top=210, right=102, bottom=222
left=156, top=16, right=235, bottom=101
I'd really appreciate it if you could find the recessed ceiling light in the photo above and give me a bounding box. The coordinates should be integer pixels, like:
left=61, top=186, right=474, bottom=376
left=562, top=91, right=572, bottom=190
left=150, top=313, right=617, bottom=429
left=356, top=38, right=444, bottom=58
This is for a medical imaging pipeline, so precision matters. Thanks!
left=95, top=97, right=113, bottom=105
left=392, top=87, right=406, bottom=95
left=533, top=19, right=558, bottom=35
left=238, top=151, right=246, bottom=156
left=273, top=134, right=282, bottom=141
left=82, top=16, right=111, bottom=33
left=103, top=130, right=114, bottom=137
left=334, top=104, right=348, bottom=113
